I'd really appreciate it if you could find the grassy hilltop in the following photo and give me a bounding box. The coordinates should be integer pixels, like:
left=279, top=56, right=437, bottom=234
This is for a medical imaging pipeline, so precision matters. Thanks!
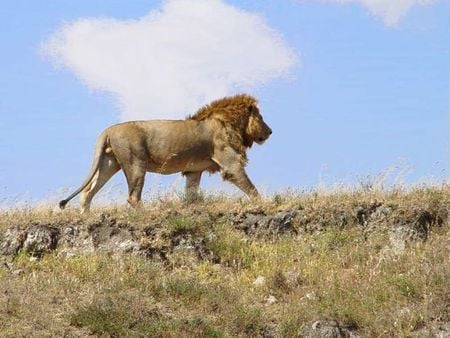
left=0, top=186, right=449, bottom=337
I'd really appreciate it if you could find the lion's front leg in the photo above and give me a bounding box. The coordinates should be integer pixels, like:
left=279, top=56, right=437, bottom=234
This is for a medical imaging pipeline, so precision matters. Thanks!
left=222, top=166, right=259, bottom=198
left=212, top=149, right=259, bottom=198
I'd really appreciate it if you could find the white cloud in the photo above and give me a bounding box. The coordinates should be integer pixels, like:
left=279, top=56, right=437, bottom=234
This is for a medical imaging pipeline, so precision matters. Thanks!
left=42, top=0, right=296, bottom=121
left=321, top=0, right=436, bottom=26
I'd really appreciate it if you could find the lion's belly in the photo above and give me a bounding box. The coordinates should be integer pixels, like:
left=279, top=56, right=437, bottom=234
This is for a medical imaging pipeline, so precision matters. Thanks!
left=146, top=158, right=216, bottom=175
left=180, top=159, right=217, bottom=173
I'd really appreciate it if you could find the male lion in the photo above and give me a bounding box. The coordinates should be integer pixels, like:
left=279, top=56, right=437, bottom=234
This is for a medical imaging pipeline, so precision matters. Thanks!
left=59, top=94, right=272, bottom=213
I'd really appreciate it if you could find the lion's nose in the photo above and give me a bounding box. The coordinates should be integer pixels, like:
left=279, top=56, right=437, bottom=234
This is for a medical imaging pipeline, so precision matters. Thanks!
left=269, top=129, right=272, bottom=135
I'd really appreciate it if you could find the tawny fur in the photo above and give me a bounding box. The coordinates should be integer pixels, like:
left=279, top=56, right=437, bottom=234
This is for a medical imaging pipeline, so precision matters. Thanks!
left=59, top=94, right=272, bottom=213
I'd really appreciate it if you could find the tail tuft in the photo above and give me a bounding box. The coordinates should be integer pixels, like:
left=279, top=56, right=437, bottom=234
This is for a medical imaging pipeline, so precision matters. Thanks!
left=59, top=200, right=68, bottom=210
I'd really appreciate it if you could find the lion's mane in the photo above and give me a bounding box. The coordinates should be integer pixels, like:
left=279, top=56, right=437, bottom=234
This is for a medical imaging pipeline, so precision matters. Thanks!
left=188, top=94, right=258, bottom=162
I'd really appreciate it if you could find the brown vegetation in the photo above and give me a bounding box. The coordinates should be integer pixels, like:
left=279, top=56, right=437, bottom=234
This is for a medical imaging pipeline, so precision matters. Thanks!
left=1, top=185, right=449, bottom=337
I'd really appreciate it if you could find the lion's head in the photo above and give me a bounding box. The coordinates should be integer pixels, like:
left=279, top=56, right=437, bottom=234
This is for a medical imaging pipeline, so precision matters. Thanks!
left=188, top=94, right=272, bottom=155
left=245, top=105, right=272, bottom=146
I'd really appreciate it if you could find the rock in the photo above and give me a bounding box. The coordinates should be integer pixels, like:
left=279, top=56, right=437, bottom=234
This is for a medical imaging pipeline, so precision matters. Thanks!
left=253, top=276, right=266, bottom=287
left=234, top=211, right=298, bottom=237
left=300, top=320, right=341, bottom=338
left=299, top=320, right=359, bottom=338
left=3, top=262, right=25, bottom=276
left=284, top=270, right=302, bottom=287
left=261, top=327, right=277, bottom=338
left=380, top=209, right=437, bottom=258
left=59, top=226, right=80, bottom=248
left=387, top=225, right=410, bottom=255
left=301, top=292, right=316, bottom=302
left=0, top=214, right=215, bottom=263
left=296, top=208, right=350, bottom=233
left=359, top=205, right=394, bottom=238
left=11, top=269, right=24, bottom=276
left=0, top=227, right=27, bottom=255
left=1, top=225, right=60, bottom=257
left=192, top=237, right=219, bottom=263
left=410, top=322, right=450, bottom=338
left=266, top=295, right=277, bottom=305
left=243, top=213, right=265, bottom=227
left=392, top=210, right=431, bottom=244
left=270, top=211, right=298, bottom=233
left=383, top=218, right=430, bottom=257
left=118, top=239, right=141, bottom=253
left=354, top=202, right=383, bottom=226
left=58, top=250, right=76, bottom=259
left=169, top=233, right=219, bottom=263
left=22, top=225, right=60, bottom=257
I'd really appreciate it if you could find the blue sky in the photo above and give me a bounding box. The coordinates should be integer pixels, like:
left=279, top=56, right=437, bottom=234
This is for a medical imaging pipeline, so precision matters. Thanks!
left=0, top=0, right=449, bottom=204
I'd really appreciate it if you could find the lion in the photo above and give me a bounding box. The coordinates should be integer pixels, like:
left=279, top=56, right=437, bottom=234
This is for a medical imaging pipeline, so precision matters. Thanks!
left=59, top=94, right=272, bottom=213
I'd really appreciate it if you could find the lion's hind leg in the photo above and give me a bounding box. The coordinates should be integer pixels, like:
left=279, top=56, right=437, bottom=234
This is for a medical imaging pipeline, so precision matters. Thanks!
left=121, top=161, right=147, bottom=209
left=184, top=171, right=203, bottom=202
left=79, top=156, right=120, bottom=213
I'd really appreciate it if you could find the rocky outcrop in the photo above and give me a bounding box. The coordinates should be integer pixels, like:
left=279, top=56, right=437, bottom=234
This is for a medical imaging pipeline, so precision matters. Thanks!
left=298, top=319, right=359, bottom=338
left=1, top=225, right=59, bottom=257
left=410, top=322, right=450, bottom=338
left=231, top=210, right=298, bottom=237
left=1, top=201, right=446, bottom=260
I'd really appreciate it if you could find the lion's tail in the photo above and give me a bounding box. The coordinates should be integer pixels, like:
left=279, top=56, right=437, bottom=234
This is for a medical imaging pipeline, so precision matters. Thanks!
left=59, top=131, right=109, bottom=209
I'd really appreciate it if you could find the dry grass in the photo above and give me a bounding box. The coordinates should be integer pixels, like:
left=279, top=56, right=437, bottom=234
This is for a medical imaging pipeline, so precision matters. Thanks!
left=0, top=185, right=449, bottom=337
